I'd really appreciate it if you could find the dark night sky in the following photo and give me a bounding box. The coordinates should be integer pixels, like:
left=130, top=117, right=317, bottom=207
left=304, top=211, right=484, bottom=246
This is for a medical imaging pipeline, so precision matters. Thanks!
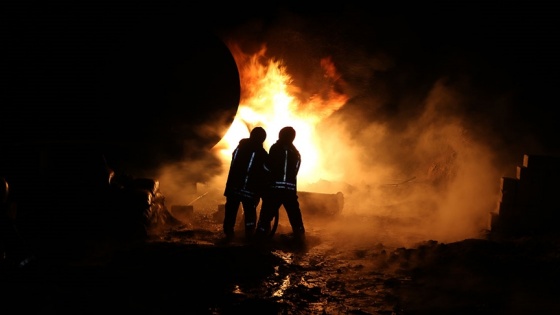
left=1, top=1, right=559, bottom=178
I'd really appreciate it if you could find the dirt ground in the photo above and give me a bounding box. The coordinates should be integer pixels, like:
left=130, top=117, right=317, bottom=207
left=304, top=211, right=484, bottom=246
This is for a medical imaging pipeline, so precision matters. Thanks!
left=2, top=209, right=560, bottom=315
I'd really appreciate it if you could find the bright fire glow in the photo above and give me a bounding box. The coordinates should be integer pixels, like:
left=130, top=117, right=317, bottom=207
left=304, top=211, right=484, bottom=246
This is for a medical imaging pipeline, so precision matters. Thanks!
left=213, top=44, right=348, bottom=187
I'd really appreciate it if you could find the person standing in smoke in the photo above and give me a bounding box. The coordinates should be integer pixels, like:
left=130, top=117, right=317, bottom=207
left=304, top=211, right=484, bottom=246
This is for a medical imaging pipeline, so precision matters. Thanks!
left=223, top=127, right=268, bottom=241
left=255, top=126, right=306, bottom=242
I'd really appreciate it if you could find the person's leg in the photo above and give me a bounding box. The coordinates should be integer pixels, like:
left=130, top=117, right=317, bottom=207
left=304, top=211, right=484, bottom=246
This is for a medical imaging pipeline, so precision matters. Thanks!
left=223, top=195, right=241, bottom=238
left=241, top=198, right=258, bottom=239
left=283, top=193, right=305, bottom=239
left=255, top=196, right=281, bottom=238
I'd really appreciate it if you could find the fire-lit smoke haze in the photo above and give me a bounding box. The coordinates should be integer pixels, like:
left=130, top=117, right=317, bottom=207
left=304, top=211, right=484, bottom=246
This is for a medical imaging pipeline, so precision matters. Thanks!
left=155, top=10, right=550, bottom=247
left=160, top=46, right=499, bottom=246
left=212, top=43, right=349, bottom=187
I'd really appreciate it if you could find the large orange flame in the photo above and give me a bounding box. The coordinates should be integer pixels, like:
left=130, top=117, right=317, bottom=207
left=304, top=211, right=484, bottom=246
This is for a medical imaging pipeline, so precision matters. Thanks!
left=213, top=44, right=349, bottom=187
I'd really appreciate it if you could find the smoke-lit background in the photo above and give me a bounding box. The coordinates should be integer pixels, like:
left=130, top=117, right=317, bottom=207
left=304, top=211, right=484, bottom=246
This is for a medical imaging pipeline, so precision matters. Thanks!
left=2, top=2, right=558, bottom=246
left=160, top=3, right=560, bottom=246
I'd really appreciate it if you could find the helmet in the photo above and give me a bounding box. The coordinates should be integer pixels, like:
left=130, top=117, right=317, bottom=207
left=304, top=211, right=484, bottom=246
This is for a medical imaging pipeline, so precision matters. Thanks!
left=279, top=126, right=296, bottom=143
left=250, top=127, right=267, bottom=144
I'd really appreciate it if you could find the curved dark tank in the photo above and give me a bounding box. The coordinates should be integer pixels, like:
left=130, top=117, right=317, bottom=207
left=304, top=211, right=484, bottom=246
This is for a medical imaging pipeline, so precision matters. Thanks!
left=1, top=9, right=240, bottom=177
left=0, top=6, right=241, bottom=255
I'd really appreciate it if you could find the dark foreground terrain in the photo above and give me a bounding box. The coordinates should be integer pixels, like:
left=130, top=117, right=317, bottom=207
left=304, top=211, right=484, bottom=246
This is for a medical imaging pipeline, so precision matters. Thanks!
left=2, top=210, right=560, bottom=315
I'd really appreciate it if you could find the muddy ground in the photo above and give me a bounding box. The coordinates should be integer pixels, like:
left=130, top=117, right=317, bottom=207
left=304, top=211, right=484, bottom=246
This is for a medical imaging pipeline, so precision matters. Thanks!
left=2, top=209, right=560, bottom=315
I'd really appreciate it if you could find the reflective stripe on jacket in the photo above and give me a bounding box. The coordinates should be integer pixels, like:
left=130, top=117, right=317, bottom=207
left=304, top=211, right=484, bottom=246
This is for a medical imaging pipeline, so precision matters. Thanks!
left=266, top=141, right=300, bottom=191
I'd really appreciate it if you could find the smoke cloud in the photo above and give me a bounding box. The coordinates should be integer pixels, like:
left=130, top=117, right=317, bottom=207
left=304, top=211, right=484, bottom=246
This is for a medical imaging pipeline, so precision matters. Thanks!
left=155, top=7, right=557, bottom=247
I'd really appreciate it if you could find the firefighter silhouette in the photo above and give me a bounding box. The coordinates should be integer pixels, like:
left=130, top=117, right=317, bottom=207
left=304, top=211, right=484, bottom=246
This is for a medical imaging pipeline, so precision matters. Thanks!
left=223, top=127, right=268, bottom=241
left=256, top=126, right=305, bottom=242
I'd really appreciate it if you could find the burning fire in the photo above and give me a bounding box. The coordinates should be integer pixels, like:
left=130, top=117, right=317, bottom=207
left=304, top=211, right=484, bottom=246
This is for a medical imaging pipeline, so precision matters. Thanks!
left=213, top=43, right=349, bottom=187
left=160, top=36, right=501, bottom=246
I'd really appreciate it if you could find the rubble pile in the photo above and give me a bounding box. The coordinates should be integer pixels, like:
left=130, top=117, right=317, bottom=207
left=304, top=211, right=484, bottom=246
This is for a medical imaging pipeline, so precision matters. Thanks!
left=491, top=154, right=560, bottom=237
left=1, top=146, right=179, bottom=264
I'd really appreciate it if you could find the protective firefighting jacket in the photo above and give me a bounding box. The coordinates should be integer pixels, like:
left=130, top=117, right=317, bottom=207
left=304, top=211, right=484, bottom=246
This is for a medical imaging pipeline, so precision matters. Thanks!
left=224, top=137, right=268, bottom=199
left=265, top=139, right=301, bottom=191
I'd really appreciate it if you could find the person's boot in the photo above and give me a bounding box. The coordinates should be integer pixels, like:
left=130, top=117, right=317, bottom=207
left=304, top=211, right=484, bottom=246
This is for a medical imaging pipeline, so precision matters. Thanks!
left=254, top=225, right=271, bottom=244
left=224, top=229, right=235, bottom=242
left=245, top=227, right=255, bottom=241
left=293, top=226, right=306, bottom=242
